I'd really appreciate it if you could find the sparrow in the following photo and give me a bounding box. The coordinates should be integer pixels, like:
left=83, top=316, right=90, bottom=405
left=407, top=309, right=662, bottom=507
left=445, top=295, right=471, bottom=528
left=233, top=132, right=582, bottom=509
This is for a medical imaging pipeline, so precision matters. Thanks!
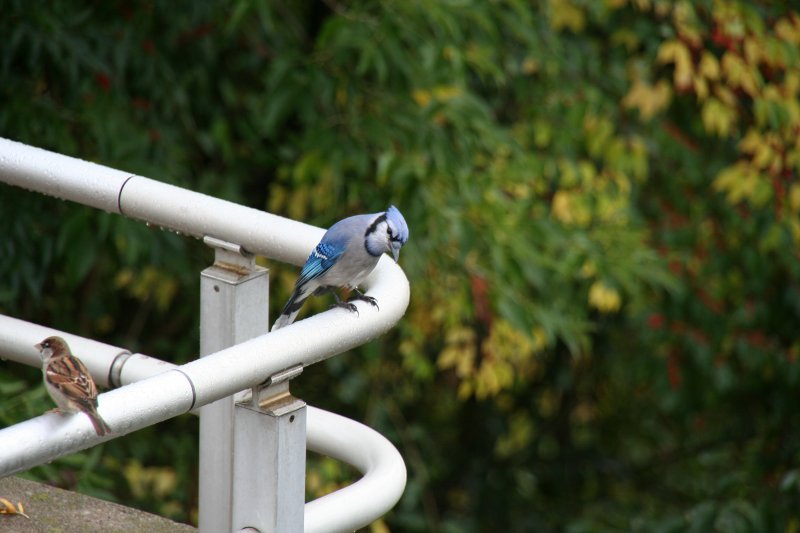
left=36, top=336, right=111, bottom=437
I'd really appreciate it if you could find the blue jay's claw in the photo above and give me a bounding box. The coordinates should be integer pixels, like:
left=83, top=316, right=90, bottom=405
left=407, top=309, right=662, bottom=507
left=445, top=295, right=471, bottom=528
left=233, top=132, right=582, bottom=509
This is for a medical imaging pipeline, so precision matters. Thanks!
left=331, top=300, right=360, bottom=316
left=348, top=291, right=379, bottom=310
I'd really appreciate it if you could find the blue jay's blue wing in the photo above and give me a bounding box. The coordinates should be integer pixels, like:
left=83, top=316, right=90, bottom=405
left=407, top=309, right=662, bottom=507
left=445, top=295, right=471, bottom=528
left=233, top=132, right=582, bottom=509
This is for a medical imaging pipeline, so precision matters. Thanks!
left=295, top=241, right=345, bottom=287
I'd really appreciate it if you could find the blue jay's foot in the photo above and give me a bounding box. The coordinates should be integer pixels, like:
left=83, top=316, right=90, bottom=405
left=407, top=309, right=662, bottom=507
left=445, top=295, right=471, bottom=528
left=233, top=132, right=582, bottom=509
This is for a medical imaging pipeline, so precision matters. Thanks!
left=331, top=300, right=360, bottom=316
left=348, top=290, right=379, bottom=310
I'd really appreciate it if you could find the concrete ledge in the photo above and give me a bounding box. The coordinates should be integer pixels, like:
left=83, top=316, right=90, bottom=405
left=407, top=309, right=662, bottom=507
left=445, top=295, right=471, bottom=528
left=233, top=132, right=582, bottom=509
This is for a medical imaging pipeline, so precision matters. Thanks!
left=0, top=476, right=196, bottom=533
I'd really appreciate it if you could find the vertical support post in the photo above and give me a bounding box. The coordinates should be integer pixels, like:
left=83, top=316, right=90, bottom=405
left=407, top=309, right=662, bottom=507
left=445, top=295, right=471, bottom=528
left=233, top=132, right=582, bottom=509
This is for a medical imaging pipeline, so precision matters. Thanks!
left=232, top=370, right=306, bottom=532
left=198, top=238, right=268, bottom=533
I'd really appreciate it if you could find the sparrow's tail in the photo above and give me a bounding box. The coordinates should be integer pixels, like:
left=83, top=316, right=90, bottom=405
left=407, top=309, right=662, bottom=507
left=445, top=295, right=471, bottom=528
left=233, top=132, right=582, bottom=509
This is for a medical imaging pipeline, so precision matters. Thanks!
left=86, top=406, right=111, bottom=437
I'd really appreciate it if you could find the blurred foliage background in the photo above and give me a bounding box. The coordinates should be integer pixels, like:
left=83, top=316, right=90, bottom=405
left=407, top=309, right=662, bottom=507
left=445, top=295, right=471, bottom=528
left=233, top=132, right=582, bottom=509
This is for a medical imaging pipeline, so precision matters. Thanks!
left=2, top=0, right=800, bottom=530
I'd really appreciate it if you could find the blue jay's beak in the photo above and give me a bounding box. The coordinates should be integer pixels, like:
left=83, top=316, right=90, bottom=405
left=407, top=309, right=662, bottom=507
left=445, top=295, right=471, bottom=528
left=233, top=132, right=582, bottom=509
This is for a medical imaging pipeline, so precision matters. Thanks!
left=391, top=244, right=401, bottom=262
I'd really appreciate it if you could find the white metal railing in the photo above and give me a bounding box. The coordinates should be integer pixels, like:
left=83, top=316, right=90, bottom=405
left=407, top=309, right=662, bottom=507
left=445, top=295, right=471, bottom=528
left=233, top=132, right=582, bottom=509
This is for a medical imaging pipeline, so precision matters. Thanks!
left=0, top=137, right=409, bottom=532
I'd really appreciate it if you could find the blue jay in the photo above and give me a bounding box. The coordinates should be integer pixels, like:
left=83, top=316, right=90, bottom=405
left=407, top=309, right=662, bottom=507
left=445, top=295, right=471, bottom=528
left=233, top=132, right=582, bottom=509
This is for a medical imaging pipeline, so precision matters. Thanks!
left=272, top=205, right=409, bottom=330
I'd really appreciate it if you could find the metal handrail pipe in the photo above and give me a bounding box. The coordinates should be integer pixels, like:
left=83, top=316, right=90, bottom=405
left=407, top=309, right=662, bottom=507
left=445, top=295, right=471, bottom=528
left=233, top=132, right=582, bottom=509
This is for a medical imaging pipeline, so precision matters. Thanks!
left=0, top=138, right=133, bottom=212
left=304, top=407, right=407, bottom=533
left=0, top=257, right=407, bottom=476
left=0, top=138, right=410, bottom=373
left=0, top=317, right=407, bottom=530
left=0, top=136, right=410, bottom=527
left=118, top=175, right=321, bottom=266
left=0, top=369, right=195, bottom=475
left=0, top=137, right=319, bottom=266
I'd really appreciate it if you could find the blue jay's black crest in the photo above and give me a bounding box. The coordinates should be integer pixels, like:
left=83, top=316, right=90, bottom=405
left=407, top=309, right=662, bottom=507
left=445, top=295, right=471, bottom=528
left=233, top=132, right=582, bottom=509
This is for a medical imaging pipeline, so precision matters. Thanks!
left=272, top=205, right=410, bottom=330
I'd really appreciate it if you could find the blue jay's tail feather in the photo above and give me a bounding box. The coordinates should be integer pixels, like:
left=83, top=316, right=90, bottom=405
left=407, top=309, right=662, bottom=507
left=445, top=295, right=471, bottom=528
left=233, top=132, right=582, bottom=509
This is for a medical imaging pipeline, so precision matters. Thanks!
left=272, top=287, right=310, bottom=330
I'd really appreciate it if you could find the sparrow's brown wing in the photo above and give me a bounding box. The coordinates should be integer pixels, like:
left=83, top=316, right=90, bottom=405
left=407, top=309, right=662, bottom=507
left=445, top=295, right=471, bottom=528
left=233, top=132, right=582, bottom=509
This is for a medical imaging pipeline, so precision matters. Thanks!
left=46, top=354, right=99, bottom=407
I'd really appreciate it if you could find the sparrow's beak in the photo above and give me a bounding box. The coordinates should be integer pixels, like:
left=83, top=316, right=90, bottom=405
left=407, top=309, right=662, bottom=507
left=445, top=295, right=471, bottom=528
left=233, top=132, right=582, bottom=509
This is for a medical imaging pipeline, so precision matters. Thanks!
left=34, top=342, right=42, bottom=352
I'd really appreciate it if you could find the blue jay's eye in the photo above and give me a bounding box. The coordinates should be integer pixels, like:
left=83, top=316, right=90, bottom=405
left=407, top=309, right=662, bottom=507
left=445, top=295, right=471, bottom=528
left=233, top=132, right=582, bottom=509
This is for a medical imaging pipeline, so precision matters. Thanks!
left=387, top=226, right=403, bottom=243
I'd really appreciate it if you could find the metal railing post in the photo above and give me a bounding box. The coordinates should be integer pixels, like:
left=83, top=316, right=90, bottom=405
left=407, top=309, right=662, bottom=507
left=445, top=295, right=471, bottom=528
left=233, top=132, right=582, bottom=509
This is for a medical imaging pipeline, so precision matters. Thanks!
left=199, top=237, right=269, bottom=533
left=233, top=367, right=306, bottom=532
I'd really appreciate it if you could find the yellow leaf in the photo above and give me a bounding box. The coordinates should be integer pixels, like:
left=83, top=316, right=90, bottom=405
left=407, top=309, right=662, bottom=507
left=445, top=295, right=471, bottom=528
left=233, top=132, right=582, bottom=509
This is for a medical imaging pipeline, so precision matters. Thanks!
left=744, top=38, right=762, bottom=65
left=759, top=224, right=783, bottom=253
left=751, top=142, right=774, bottom=170
left=786, top=72, right=800, bottom=98
left=533, top=119, right=552, bottom=147
left=437, top=327, right=477, bottom=378
left=713, top=163, right=744, bottom=195
left=583, top=114, right=615, bottom=155
left=370, top=518, right=391, bottom=533
left=722, top=52, right=761, bottom=97
left=521, top=57, right=540, bottom=75
left=653, top=0, right=671, bottom=17
left=775, top=16, right=800, bottom=46
left=475, top=359, right=514, bottom=399
left=588, top=282, right=622, bottom=313
left=531, top=326, right=549, bottom=352
left=714, top=84, right=738, bottom=107
left=763, top=84, right=782, bottom=102
left=713, top=162, right=772, bottom=206
left=124, top=461, right=179, bottom=500
left=699, top=52, right=720, bottom=80
left=701, top=98, right=737, bottom=137
left=412, top=89, right=431, bottom=108
left=0, top=497, right=30, bottom=519
left=789, top=218, right=800, bottom=247
left=657, top=40, right=693, bottom=89
left=578, top=160, right=596, bottom=183
left=580, top=261, right=597, bottom=278
left=559, top=159, right=578, bottom=187
left=495, top=412, right=535, bottom=458
left=738, top=129, right=762, bottom=154
left=457, top=380, right=473, bottom=400
left=483, top=320, right=534, bottom=364
left=789, top=184, right=800, bottom=214
left=114, top=269, right=134, bottom=288
left=785, top=97, right=800, bottom=127
left=622, top=78, right=672, bottom=119
left=336, top=86, right=347, bottom=107
left=433, top=85, right=462, bottom=101
left=552, top=191, right=571, bottom=223
left=628, top=137, right=649, bottom=181
left=694, top=76, right=709, bottom=100
left=611, top=29, right=639, bottom=51
left=552, top=190, right=591, bottom=226
left=548, top=0, right=586, bottom=32
left=673, top=1, right=703, bottom=46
